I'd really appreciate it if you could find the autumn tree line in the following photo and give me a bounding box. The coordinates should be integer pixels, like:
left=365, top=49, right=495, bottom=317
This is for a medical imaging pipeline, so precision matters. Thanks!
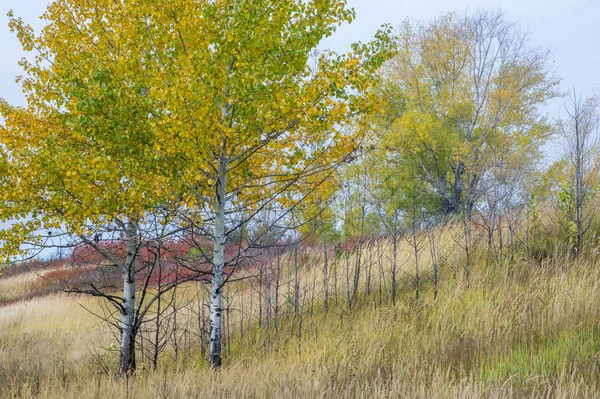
left=0, top=1, right=598, bottom=378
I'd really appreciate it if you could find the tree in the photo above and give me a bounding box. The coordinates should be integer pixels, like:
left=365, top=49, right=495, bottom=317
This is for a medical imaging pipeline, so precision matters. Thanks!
left=556, top=90, right=600, bottom=254
left=379, top=10, right=557, bottom=217
left=0, top=3, right=197, bottom=377
left=130, top=0, right=393, bottom=367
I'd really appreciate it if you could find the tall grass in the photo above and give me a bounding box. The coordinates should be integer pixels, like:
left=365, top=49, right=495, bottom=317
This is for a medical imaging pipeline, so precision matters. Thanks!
left=2, top=218, right=600, bottom=398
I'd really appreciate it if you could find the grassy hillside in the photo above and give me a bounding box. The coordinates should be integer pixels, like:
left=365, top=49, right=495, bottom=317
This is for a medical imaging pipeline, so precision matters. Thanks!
left=2, top=221, right=600, bottom=398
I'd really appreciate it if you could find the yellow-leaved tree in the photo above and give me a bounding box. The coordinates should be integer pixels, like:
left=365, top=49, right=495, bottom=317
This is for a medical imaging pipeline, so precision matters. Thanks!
left=0, top=1, right=192, bottom=377
left=379, top=10, right=558, bottom=217
left=1, top=0, right=394, bottom=371
left=135, top=0, right=393, bottom=367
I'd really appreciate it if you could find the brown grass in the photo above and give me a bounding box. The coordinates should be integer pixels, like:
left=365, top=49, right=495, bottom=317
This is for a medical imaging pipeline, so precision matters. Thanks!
left=2, top=221, right=600, bottom=398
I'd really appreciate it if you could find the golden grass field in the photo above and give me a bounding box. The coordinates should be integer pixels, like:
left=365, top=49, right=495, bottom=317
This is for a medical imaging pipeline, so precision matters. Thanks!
left=2, top=221, right=600, bottom=398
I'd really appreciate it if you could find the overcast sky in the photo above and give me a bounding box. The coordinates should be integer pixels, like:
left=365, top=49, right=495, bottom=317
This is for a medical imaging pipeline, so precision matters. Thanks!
left=1, top=0, right=598, bottom=123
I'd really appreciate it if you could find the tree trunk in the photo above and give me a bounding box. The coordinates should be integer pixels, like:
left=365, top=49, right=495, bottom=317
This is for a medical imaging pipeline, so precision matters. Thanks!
left=365, top=240, right=372, bottom=304
left=345, top=249, right=352, bottom=310
left=118, top=221, right=138, bottom=378
left=264, top=251, right=271, bottom=346
left=153, top=247, right=163, bottom=371
left=425, top=219, right=439, bottom=301
left=209, top=160, right=227, bottom=368
left=376, top=240, right=383, bottom=307
left=352, top=245, right=361, bottom=304
left=463, top=207, right=472, bottom=289
left=172, top=284, right=179, bottom=361
left=453, top=162, right=465, bottom=211
left=322, top=230, right=329, bottom=315
left=412, top=198, right=419, bottom=303
left=392, top=228, right=398, bottom=305
left=294, top=245, right=300, bottom=314
left=274, top=253, right=281, bottom=345
left=258, top=259, right=263, bottom=328
left=441, top=162, right=466, bottom=215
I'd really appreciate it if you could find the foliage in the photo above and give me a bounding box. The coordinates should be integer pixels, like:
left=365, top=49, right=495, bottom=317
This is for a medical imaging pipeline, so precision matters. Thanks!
left=0, top=5, right=180, bottom=258
left=375, top=10, right=557, bottom=216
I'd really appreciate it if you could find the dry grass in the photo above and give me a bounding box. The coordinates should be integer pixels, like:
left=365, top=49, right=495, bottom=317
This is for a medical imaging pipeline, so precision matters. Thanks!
left=0, top=272, right=41, bottom=302
left=2, top=221, right=600, bottom=398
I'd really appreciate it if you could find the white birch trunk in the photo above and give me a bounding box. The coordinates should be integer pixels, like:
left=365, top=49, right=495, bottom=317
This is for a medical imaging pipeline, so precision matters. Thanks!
left=209, top=158, right=227, bottom=367
left=118, top=220, right=138, bottom=377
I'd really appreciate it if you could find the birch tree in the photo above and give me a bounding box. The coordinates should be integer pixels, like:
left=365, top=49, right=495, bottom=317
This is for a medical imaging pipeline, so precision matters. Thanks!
left=0, top=2, right=194, bottom=377
left=119, top=0, right=393, bottom=367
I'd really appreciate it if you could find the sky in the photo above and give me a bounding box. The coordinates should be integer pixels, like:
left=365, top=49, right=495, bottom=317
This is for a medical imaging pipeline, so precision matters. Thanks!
left=0, top=0, right=599, bottom=131
left=326, top=0, right=600, bottom=116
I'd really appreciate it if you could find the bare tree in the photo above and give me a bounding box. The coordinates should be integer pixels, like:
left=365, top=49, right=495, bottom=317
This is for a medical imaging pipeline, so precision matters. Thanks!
left=557, top=90, right=600, bottom=255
